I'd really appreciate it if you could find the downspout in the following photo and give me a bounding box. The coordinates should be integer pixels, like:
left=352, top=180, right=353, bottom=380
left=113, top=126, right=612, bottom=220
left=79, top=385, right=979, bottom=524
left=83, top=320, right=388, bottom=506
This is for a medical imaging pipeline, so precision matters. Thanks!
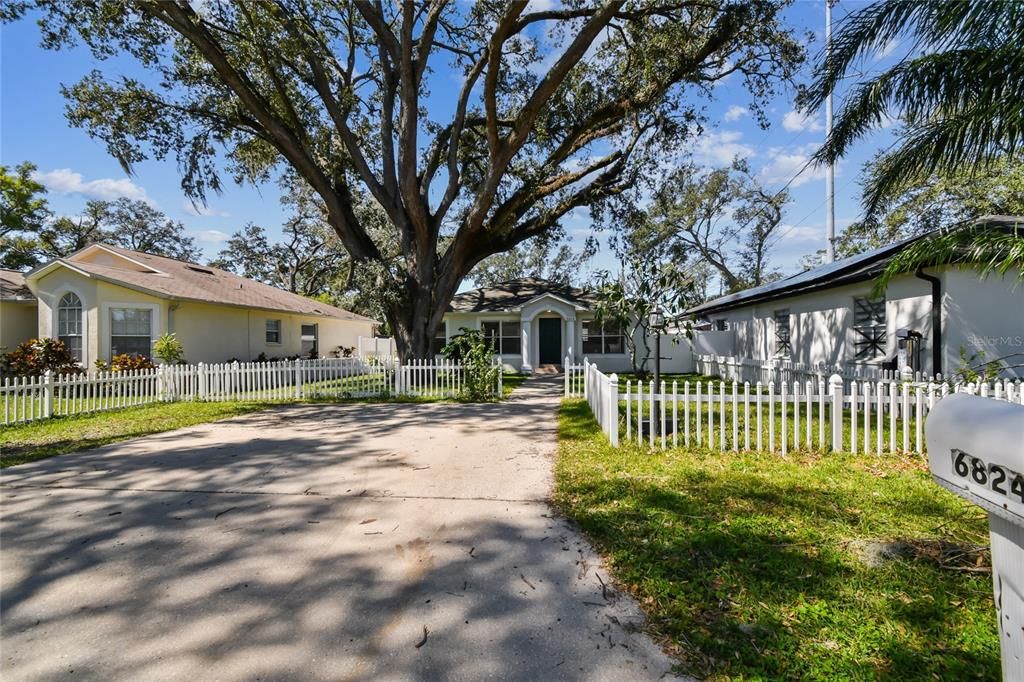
left=914, top=268, right=942, bottom=376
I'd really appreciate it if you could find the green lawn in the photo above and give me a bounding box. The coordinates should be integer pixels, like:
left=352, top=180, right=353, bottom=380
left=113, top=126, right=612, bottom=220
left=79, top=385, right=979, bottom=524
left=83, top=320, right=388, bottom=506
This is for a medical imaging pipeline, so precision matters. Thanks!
left=1, top=401, right=269, bottom=468
left=554, top=399, right=998, bottom=680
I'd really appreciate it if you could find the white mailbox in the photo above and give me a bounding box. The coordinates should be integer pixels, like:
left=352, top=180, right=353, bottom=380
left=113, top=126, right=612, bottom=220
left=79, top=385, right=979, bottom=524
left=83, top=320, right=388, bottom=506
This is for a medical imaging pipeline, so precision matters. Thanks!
left=926, top=393, right=1024, bottom=680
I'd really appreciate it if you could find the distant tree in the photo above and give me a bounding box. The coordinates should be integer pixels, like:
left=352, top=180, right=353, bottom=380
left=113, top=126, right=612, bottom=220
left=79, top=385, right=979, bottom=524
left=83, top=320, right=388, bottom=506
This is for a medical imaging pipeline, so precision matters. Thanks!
left=105, top=198, right=201, bottom=261
left=803, top=0, right=1024, bottom=211
left=648, top=160, right=788, bottom=293
left=470, top=231, right=596, bottom=287
left=37, top=200, right=113, bottom=258
left=12, top=0, right=803, bottom=359
left=0, top=162, right=49, bottom=269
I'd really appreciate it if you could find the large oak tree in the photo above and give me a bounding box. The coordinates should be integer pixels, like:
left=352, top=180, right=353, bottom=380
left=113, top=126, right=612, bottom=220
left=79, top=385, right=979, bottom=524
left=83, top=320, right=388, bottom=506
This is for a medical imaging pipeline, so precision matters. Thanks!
left=9, top=0, right=801, bottom=358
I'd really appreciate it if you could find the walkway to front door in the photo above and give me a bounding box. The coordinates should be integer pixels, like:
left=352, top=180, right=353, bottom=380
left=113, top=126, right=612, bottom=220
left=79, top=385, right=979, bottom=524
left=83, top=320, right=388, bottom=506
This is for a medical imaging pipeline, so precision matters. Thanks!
left=538, top=317, right=561, bottom=365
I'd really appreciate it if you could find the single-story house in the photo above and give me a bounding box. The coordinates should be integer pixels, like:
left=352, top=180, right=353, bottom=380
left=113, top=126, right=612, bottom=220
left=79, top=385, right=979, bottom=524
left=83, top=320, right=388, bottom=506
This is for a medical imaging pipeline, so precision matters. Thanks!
left=686, top=216, right=1024, bottom=379
left=442, top=277, right=693, bottom=374
left=2, top=243, right=376, bottom=365
left=0, top=269, right=38, bottom=352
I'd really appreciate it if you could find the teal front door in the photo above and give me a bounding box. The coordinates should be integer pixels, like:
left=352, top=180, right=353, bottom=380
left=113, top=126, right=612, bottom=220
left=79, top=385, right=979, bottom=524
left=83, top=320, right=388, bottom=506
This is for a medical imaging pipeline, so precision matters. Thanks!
left=538, top=318, right=561, bottom=365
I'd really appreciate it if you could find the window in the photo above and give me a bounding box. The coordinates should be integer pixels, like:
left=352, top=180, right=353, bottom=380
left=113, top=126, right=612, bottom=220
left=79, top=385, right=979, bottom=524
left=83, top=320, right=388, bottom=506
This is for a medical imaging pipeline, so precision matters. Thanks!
left=266, top=319, right=282, bottom=344
left=482, top=320, right=521, bottom=355
left=58, top=292, right=83, bottom=363
left=582, top=320, right=625, bottom=355
left=301, top=323, right=318, bottom=356
left=431, top=327, right=447, bottom=355
left=853, top=297, right=887, bottom=359
left=110, top=308, right=152, bottom=358
left=713, top=319, right=728, bottom=331
left=773, top=309, right=791, bottom=357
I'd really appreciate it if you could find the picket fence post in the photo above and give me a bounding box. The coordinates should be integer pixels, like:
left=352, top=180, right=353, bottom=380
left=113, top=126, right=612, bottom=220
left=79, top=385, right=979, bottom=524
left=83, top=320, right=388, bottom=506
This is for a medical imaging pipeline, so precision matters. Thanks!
left=497, top=358, right=503, bottom=397
left=608, top=373, right=619, bottom=446
left=156, top=364, right=167, bottom=401
left=829, top=373, right=843, bottom=452
left=564, top=355, right=570, bottom=397
left=294, top=358, right=303, bottom=400
left=195, top=362, right=206, bottom=401
left=42, top=370, right=54, bottom=418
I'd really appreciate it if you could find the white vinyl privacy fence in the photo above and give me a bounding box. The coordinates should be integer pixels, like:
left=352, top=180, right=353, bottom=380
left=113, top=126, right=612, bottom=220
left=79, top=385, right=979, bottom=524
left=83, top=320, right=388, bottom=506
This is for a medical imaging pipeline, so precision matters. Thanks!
left=2, top=357, right=500, bottom=425
left=568, top=357, right=1023, bottom=455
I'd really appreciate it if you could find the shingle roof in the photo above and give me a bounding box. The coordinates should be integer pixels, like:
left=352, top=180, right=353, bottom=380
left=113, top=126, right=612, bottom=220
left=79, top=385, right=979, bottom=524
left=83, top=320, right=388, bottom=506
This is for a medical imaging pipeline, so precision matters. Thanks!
left=0, top=269, right=34, bottom=301
left=687, top=215, right=1023, bottom=317
left=35, top=244, right=376, bottom=322
left=448, top=277, right=595, bottom=313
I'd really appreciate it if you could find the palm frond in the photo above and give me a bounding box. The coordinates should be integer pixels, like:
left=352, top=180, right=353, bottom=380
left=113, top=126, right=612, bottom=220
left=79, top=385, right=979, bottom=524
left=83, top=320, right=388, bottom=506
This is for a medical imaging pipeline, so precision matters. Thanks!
left=872, top=221, right=1024, bottom=295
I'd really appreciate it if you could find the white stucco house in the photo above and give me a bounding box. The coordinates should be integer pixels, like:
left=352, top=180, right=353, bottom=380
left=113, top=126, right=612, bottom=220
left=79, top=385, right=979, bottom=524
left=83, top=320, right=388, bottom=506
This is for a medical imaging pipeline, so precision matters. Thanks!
left=441, top=278, right=693, bottom=374
left=686, top=216, right=1024, bottom=379
left=0, top=243, right=377, bottom=365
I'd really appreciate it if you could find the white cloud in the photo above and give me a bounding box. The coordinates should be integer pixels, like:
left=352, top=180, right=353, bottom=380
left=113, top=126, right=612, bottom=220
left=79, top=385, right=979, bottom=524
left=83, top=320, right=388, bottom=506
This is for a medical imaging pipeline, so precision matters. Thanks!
left=182, top=200, right=229, bottom=218
left=876, top=39, right=900, bottom=60
left=782, top=109, right=824, bottom=133
left=776, top=224, right=823, bottom=242
left=33, top=168, right=152, bottom=204
left=723, top=105, right=748, bottom=122
left=189, top=229, right=229, bottom=244
left=758, top=144, right=830, bottom=187
left=691, top=130, right=754, bottom=166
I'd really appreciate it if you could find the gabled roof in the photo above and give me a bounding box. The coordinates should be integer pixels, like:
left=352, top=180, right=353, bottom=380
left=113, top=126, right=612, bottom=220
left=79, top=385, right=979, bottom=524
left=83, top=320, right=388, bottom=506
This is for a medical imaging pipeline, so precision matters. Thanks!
left=27, top=244, right=377, bottom=323
left=687, top=215, right=1023, bottom=317
left=448, top=277, right=596, bottom=313
left=0, top=269, right=35, bottom=302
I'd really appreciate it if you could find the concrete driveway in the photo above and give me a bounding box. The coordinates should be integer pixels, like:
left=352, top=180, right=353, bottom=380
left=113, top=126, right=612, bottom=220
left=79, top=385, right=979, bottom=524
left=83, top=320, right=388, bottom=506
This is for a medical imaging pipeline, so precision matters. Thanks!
left=1, top=377, right=679, bottom=680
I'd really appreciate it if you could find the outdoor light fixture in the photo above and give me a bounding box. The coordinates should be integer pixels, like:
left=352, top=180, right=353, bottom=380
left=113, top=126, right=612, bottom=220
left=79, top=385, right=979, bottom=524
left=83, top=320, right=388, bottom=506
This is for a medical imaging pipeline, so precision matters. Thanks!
left=648, top=309, right=665, bottom=329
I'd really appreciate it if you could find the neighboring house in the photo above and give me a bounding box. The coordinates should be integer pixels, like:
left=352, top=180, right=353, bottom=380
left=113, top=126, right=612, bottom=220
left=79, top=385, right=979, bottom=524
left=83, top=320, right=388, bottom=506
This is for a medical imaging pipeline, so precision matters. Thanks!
left=11, top=243, right=376, bottom=366
left=443, top=277, right=692, bottom=374
left=686, top=216, right=1024, bottom=379
left=0, top=269, right=38, bottom=352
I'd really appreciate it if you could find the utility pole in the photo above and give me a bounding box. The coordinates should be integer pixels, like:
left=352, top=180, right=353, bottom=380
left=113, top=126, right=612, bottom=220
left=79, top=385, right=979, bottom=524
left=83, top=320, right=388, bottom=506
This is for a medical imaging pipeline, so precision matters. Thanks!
left=825, top=0, right=836, bottom=263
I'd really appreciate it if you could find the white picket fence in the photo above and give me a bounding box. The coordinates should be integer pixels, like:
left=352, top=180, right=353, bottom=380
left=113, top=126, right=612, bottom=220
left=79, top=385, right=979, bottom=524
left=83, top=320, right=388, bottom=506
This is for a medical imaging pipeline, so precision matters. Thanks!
left=1, top=357, right=501, bottom=426
left=696, top=354, right=926, bottom=387
left=568, top=357, right=1023, bottom=455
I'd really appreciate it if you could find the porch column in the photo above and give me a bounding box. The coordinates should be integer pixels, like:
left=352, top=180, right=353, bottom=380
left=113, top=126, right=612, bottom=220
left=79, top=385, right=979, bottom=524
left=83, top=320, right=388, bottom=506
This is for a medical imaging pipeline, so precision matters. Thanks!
left=565, top=315, right=576, bottom=363
left=520, top=318, right=532, bottom=372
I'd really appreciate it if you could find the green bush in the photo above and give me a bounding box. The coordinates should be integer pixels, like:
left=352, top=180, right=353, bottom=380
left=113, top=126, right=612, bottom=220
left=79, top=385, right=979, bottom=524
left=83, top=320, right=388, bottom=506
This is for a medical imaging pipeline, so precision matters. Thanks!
left=153, top=333, right=185, bottom=364
left=1, top=338, right=82, bottom=376
left=442, top=328, right=500, bottom=401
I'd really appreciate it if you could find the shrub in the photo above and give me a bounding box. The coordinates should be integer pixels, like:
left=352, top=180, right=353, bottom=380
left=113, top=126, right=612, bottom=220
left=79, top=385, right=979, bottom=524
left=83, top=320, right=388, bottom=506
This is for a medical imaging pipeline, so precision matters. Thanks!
left=1, top=338, right=82, bottom=376
left=442, top=328, right=500, bottom=401
left=110, top=354, right=156, bottom=371
left=153, top=333, right=186, bottom=364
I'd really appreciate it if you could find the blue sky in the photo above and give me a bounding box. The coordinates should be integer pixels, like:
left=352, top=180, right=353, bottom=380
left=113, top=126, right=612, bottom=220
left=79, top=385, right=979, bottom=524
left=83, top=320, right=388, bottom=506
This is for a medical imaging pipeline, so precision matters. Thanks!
left=1, top=1, right=900, bottom=289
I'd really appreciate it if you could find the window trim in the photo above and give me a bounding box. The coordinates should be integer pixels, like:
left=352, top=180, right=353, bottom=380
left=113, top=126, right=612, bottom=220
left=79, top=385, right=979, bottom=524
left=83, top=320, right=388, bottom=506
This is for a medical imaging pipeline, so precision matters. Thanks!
left=57, top=291, right=84, bottom=364
left=300, top=322, right=318, bottom=356
left=581, top=318, right=626, bottom=356
left=100, top=301, right=160, bottom=363
left=265, top=318, right=283, bottom=345
left=480, top=318, right=522, bottom=356
left=773, top=308, right=792, bottom=358
left=851, top=296, right=887, bottom=361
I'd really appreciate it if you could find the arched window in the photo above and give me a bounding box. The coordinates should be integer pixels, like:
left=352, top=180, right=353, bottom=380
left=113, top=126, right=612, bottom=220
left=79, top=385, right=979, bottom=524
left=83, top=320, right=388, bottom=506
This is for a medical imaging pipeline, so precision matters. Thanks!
left=58, top=292, right=83, bottom=363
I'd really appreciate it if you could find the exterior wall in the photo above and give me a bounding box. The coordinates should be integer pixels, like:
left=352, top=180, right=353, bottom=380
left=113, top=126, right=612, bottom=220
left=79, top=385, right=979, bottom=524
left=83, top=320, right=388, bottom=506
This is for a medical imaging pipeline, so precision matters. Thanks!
left=0, top=300, right=38, bottom=351
left=941, top=266, right=1024, bottom=378
left=697, top=267, right=1023, bottom=378
left=34, top=268, right=375, bottom=365
left=442, top=304, right=695, bottom=374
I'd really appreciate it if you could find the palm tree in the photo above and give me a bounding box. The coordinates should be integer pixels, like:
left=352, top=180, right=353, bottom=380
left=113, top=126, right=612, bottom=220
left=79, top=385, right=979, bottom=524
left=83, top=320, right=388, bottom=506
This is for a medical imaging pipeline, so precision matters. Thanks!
left=802, top=0, right=1024, bottom=212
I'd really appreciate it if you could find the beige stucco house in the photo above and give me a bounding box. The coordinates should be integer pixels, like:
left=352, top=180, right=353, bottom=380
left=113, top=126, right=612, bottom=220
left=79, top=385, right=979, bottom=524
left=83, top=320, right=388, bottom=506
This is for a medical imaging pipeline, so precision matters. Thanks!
left=687, top=216, right=1024, bottom=379
left=4, top=244, right=376, bottom=365
left=0, top=269, right=38, bottom=353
